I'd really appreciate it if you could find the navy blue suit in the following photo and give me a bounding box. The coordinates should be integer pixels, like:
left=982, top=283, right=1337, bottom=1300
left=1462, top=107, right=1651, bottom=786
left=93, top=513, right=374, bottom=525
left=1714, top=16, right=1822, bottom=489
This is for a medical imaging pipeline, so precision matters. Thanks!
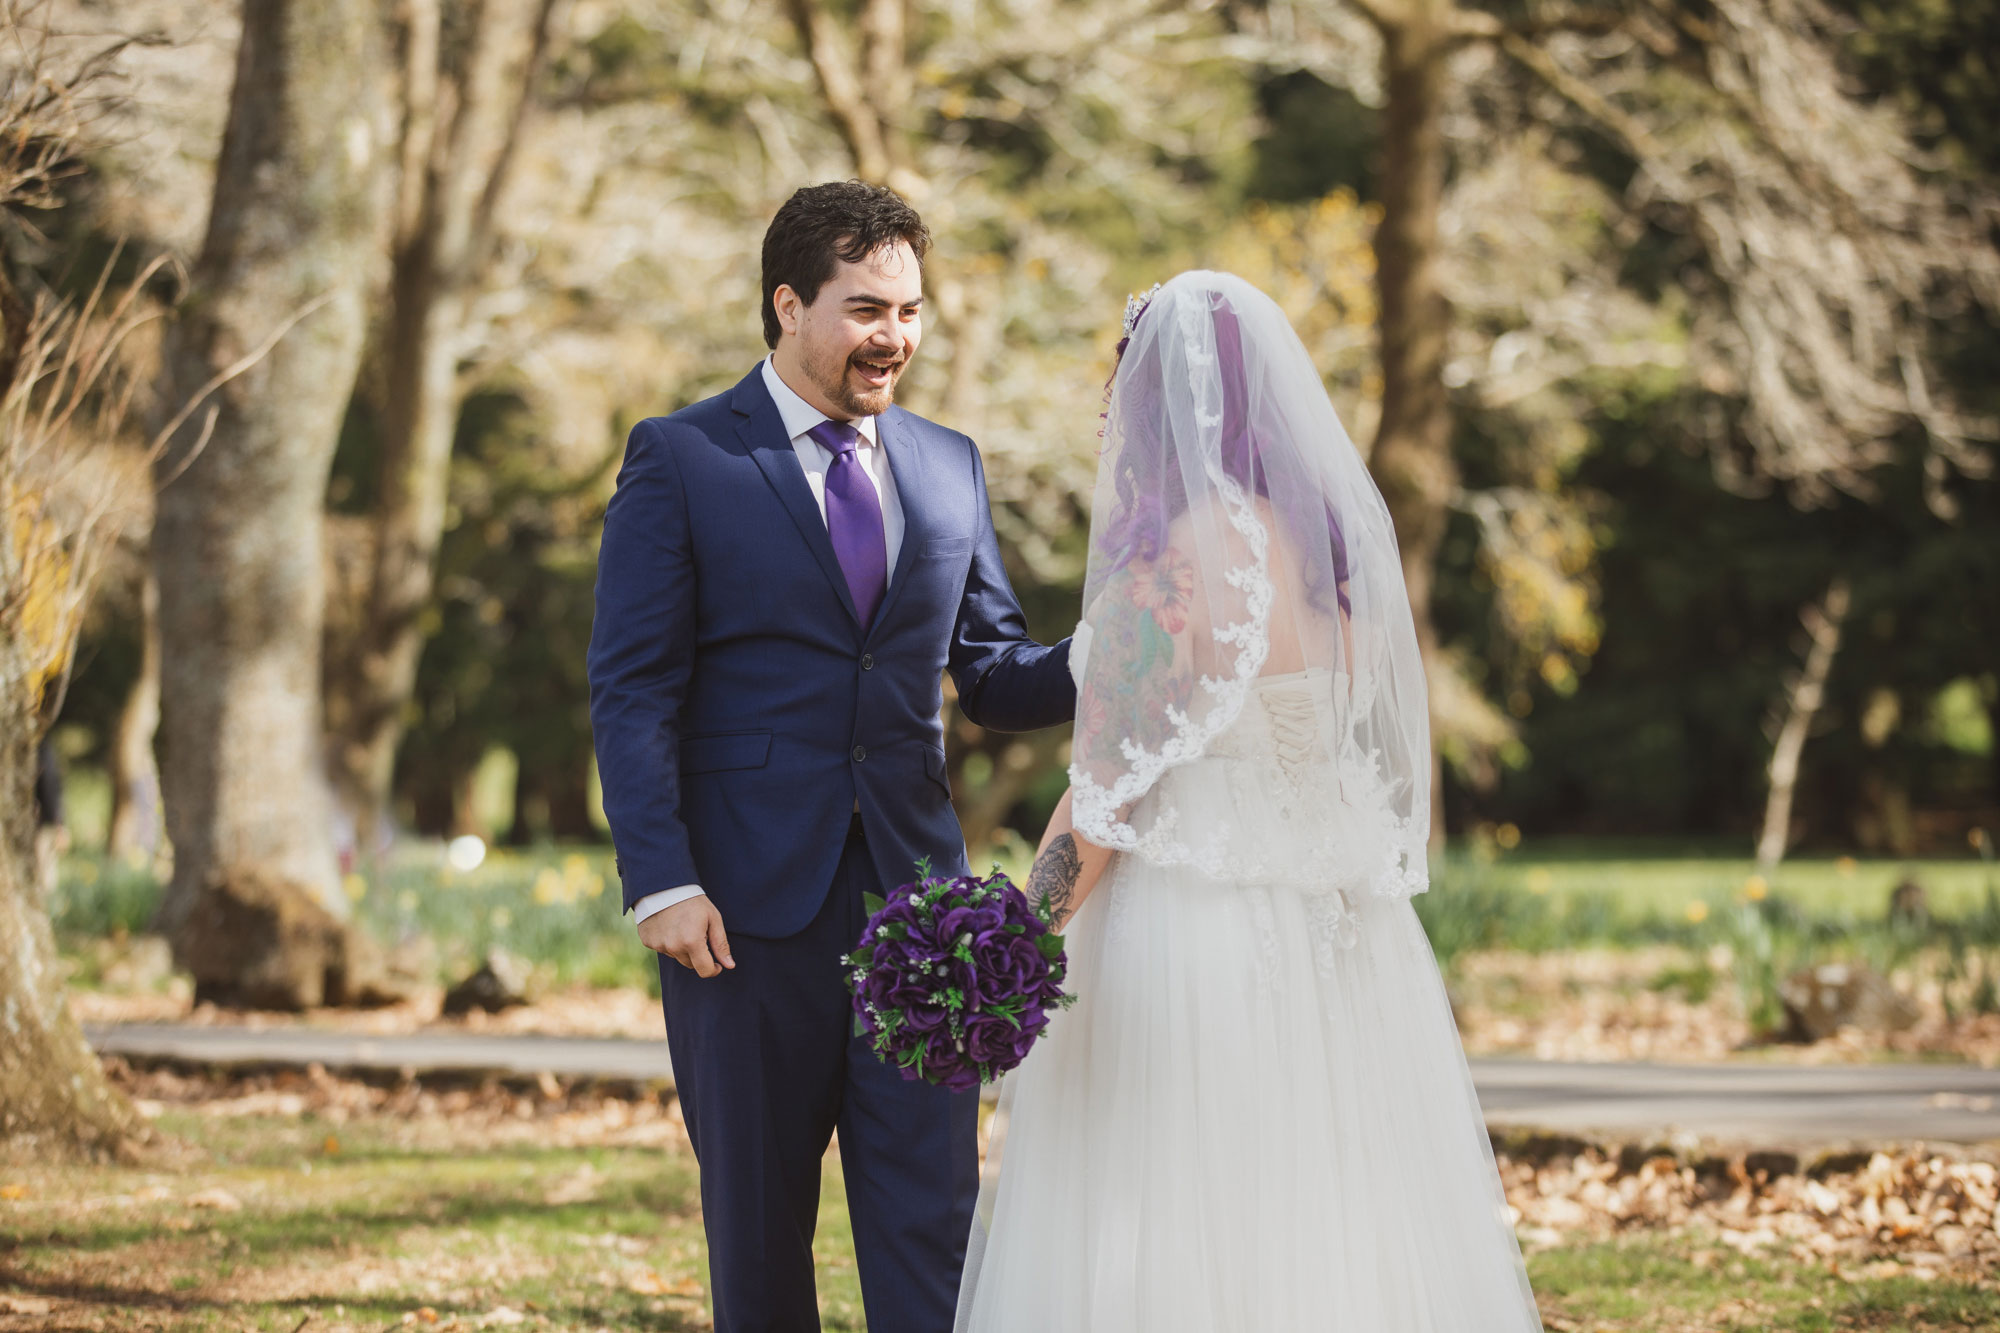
left=588, top=365, right=1074, bottom=1332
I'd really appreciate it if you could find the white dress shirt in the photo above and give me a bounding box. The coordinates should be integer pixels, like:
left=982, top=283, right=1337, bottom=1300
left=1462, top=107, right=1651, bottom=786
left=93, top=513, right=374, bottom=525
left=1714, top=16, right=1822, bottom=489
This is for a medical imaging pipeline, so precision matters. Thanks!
left=633, top=357, right=903, bottom=925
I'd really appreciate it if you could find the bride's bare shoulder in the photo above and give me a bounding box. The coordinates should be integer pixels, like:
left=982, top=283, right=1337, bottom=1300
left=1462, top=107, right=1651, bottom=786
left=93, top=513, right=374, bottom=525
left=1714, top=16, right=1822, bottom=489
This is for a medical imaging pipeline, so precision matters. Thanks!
left=1166, top=495, right=1290, bottom=559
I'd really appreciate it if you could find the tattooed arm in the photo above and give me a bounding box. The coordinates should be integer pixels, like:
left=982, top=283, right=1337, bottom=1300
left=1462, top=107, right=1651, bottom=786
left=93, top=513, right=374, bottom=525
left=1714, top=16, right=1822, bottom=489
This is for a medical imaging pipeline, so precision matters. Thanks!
left=1025, top=788, right=1114, bottom=930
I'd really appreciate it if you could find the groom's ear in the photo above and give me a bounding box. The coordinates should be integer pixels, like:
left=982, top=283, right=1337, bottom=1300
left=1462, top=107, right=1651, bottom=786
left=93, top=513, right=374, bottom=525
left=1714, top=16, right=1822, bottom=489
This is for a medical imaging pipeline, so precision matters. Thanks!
left=771, top=283, right=805, bottom=342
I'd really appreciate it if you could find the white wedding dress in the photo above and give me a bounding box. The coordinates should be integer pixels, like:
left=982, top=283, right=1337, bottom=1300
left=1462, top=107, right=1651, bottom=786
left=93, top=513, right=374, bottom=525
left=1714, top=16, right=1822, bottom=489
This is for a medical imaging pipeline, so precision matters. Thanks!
left=954, top=273, right=1542, bottom=1332
left=955, top=669, right=1543, bottom=1333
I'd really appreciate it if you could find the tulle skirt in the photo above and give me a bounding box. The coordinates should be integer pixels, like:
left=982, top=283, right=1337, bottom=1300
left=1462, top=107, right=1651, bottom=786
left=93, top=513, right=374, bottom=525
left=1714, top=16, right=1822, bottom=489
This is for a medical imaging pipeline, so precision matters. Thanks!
left=955, top=859, right=1543, bottom=1333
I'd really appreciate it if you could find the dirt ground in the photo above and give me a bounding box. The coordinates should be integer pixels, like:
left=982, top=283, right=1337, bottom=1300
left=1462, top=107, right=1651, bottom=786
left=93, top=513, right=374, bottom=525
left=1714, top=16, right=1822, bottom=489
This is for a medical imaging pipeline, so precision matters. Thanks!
left=2, top=1063, right=1997, bottom=1333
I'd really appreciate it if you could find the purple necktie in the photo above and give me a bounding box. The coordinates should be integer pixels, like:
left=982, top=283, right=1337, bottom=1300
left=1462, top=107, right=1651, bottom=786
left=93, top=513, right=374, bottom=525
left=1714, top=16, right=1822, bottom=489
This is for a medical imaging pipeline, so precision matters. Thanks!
left=807, top=419, right=888, bottom=627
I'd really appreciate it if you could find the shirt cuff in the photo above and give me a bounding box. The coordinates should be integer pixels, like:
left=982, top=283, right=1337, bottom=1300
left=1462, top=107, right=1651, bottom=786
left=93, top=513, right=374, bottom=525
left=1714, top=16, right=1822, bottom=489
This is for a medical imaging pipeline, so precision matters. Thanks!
left=633, top=884, right=706, bottom=923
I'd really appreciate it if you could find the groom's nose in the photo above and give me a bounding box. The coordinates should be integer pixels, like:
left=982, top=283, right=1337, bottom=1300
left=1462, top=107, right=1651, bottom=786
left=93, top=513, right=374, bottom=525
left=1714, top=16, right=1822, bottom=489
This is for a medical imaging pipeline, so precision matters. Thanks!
left=865, top=324, right=908, bottom=357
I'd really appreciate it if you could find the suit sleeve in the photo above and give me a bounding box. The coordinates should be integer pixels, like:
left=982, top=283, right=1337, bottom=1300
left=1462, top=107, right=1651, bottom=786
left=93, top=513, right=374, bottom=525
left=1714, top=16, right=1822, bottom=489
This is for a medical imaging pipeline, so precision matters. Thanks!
left=588, top=418, right=703, bottom=911
left=947, top=435, right=1077, bottom=733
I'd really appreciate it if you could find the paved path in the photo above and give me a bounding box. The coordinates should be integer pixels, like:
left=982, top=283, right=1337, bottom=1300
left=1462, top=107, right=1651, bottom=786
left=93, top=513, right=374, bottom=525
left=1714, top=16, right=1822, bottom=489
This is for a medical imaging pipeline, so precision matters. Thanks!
left=1472, top=1057, right=2000, bottom=1145
left=88, top=1024, right=678, bottom=1084
left=88, top=1024, right=2000, bottom=1146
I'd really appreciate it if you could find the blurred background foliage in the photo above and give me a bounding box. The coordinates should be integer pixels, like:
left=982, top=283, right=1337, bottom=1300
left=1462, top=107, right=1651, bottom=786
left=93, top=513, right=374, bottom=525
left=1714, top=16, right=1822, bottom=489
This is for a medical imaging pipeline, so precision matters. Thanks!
left=29, top=0, right=2000, bottom=881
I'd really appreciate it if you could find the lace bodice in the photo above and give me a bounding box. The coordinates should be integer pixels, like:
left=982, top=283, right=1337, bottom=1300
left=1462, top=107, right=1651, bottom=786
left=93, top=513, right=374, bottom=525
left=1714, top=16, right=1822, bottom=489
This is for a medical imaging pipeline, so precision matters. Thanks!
left=1071, top=617, right=1401, bottom=896
left=1195, top=668, right=1337, bottom=779
left=1150, top=668, right=1380, bottom=886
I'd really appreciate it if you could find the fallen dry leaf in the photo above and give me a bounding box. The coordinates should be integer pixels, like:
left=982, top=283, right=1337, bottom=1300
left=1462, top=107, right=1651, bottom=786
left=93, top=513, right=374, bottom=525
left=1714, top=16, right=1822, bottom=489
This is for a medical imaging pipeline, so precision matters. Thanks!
left=0, top=1296, right=54, bottom=1315
left=1500, top=1138, right=2000, bottom=1279
left=186, top=1187, right=243, bottom=1211
left=477, top=1308, right=528, bottom=1327
left=0, top=1184, right=26, bottom=1200
left=543, top=1165, right=601, bottom=1205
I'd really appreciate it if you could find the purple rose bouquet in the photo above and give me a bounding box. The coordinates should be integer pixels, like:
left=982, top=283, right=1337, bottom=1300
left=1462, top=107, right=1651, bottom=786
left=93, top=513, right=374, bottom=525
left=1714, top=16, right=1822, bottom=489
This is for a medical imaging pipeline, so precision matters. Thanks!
left=843, top=863, right=1075, bottom=1092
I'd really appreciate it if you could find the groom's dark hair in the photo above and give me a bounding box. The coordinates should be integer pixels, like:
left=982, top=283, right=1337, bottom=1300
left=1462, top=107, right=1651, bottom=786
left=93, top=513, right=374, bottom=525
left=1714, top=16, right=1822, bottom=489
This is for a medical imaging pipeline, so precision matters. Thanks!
left=761, top=181, right=930, bottom=348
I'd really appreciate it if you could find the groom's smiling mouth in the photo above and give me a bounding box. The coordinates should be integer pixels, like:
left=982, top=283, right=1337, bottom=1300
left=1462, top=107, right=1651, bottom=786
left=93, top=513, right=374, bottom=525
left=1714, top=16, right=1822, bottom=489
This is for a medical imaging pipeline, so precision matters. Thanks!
left=850, top=353, right=903, bottom=389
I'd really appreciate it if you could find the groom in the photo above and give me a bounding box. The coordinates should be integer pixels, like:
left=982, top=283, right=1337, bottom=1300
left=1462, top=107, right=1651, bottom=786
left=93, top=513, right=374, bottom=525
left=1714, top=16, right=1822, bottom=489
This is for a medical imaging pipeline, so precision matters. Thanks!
left=588, top=181, right=1075, bottom=1332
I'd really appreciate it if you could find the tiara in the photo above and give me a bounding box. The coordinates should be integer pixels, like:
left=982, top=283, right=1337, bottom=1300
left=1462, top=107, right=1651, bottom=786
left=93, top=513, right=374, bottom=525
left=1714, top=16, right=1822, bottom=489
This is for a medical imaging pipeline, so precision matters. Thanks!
left=1121, top=283, right=1161, bottom=338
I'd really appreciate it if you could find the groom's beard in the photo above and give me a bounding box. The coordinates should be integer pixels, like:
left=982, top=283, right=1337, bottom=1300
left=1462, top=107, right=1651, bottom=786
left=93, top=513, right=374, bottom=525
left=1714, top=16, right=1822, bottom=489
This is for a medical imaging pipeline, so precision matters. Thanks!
left=806, top=342, right=906, bottom=418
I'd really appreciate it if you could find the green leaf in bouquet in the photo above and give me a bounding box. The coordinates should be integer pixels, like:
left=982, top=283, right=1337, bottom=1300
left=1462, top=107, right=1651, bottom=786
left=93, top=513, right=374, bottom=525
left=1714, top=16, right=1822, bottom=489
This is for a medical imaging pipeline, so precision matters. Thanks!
left=884, top=922, right=910, bottom=940
left=852, top=1014, right=869, bottom=1038
left=1005, top=923, right=1026, bottom=935
left=863, top=891, right=888, bottom=916
left=1036, top=931, right=1065, bottom=962
left=846, top=945, right=875, bottom=967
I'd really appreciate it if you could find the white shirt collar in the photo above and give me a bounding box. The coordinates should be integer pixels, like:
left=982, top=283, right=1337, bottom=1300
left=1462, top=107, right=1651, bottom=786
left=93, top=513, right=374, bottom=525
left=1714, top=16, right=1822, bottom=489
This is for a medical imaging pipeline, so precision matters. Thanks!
left=761, top=356, right=879, bottom=449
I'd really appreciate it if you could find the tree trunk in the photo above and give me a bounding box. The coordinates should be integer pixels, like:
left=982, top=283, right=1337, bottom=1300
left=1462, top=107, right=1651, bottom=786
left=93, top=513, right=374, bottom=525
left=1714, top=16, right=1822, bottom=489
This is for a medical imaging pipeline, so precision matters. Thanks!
left=399, top=735, right=486, bottom=838
left=0, top=19, right=147, bottom=1159
left=950, top=728, right=1068, bottom=858
left=1366, top=8, right=1457, bottom=847
left=544, top=754, right=601, bottom=841
left=408, top=771, right=454, bottom=838
left=0, top=683, right=143, bottom=1156
left=1987, top=689, right=2000, bottom=810
left=150, top=0, right=390, bottom=1009
left=1757, top=577, right=1851, bottom=868
left=107, top=572, right=164, bottom=868
left=506, top=767, right=538, bottom=846
left=328, top=274, right=464, bottom=847
left=326, top=0, right=556, bottom=853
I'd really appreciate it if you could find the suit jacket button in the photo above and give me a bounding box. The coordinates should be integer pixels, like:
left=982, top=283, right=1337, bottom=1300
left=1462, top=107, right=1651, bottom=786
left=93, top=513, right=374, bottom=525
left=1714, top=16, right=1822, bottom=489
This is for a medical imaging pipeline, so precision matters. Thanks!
left=860, top=654, right=875, bottom=670
left=852, top=745, right=867, bottom=762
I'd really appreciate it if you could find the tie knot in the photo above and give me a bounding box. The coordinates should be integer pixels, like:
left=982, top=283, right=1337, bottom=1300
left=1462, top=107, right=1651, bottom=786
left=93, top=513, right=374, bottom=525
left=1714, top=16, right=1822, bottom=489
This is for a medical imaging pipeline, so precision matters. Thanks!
left=808, top=419, right=862, bottom=458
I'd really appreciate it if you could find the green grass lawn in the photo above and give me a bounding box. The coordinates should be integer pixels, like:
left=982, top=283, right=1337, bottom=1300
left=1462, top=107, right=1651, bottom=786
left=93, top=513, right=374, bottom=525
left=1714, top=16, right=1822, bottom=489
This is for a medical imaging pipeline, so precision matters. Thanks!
left=0, top=1107, right=863, bottom=1332
left=51, top=837, right=2000, bottom=1013
left=3, top=1109, right=1996, bottom=1332
left=1477, top=845, right=2000, bottom=920
left=1530, top=1236, right=2000, bottom=1332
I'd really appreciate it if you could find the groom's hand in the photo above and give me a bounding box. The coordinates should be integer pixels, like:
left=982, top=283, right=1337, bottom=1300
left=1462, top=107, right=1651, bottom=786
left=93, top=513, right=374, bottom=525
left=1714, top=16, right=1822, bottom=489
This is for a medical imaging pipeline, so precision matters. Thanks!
left=639, top=895, right=736, bottom=978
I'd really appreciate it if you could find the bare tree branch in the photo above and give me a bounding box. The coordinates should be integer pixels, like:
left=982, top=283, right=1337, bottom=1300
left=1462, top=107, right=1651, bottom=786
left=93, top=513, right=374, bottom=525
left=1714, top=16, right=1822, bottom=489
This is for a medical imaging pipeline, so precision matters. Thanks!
left=782, top=0, right=893, bottom=184
left=1757, top=577, right=1851, bottom=869
left=1498, top=5, right=2000, bottom=511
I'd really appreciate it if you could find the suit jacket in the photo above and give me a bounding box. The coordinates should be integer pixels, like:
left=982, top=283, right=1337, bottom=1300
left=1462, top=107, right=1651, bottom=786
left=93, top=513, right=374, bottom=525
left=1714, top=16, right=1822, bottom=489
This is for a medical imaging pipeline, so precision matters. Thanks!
left=588, top=365, right=1075, bottom=937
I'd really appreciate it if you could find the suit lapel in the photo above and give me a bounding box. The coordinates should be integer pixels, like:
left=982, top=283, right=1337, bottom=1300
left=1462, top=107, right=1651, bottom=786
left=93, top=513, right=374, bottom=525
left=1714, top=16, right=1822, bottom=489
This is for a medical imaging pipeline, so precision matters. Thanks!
left=731, top=371, right=863, bottom=629
left=868, top=407, right=927, bottom=640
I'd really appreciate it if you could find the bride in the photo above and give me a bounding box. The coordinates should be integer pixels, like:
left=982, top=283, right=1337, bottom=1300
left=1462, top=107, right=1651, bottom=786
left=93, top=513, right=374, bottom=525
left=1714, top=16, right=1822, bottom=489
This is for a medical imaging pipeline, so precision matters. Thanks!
left=954, top=272, right=1542, bottom=1332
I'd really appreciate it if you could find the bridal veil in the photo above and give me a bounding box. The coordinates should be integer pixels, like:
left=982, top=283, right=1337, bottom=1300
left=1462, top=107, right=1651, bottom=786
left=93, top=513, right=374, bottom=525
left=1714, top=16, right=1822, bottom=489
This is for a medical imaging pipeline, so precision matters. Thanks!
left=1068, top=270, right=1430, bottom=902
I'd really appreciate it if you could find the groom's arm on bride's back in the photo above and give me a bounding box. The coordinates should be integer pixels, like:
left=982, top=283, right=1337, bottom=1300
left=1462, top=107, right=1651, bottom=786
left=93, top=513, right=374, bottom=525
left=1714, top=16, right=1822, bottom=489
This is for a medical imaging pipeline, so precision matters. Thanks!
left=587, top=418, right=707, bottom=921
left=947, top=436, right=1075, bottom=732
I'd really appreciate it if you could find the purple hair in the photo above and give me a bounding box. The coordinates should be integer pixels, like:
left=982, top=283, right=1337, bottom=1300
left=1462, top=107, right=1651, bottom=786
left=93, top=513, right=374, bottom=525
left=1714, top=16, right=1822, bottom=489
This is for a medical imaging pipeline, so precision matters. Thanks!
left=1097, top=289, right=1352, bottom=618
